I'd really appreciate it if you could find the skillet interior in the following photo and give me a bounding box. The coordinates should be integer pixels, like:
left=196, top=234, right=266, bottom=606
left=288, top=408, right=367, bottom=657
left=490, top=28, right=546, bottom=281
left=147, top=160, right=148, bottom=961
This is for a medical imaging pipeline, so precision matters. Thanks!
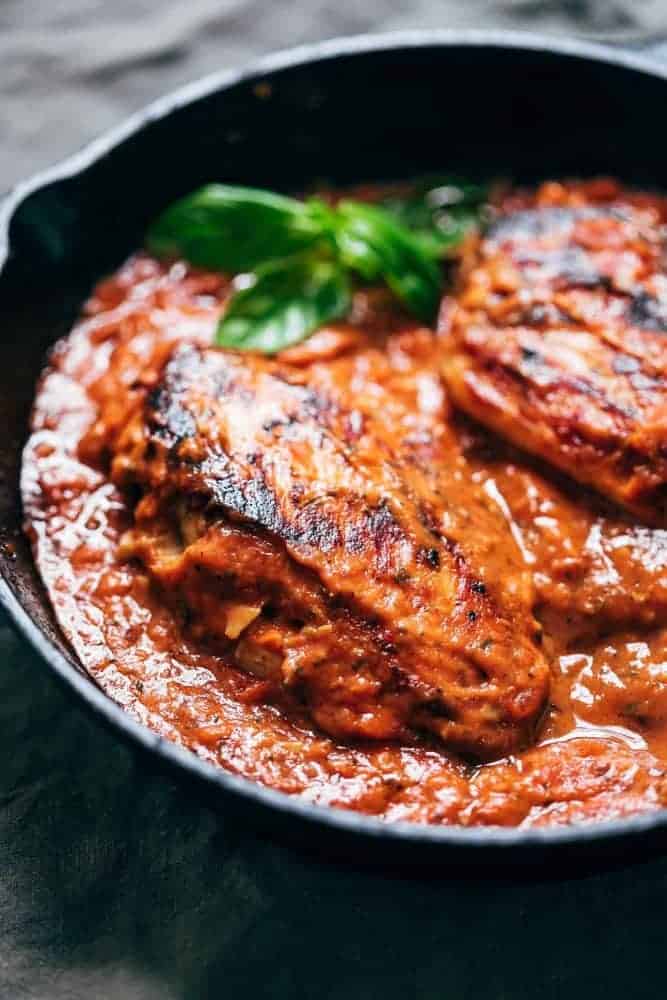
left=2, top=33, right=667, bottom=866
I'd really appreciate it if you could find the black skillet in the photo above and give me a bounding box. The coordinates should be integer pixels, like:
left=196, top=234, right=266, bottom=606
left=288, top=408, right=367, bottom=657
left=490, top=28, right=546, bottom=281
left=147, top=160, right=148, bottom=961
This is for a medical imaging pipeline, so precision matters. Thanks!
left=2, top=31, right=667, bottom=868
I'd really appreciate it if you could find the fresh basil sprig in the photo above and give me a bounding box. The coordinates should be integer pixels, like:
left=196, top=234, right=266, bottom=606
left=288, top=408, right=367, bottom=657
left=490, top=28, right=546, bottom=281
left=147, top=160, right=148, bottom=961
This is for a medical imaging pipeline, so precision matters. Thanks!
left=146, top=180, right=486, bottom=354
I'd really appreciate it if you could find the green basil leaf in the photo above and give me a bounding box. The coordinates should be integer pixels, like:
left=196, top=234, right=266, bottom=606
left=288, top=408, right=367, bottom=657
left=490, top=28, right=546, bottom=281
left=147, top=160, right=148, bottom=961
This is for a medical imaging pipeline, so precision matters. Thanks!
left=330, top=210, right=384, bottom=282
left=335, top=200, right=441, bottom=323
left=216, top=255, right=351, bottom=354
left=147, top=184, right=323, bottom=272
left=381, top=177, right=488, bottom=257
left=144, top=180, right=484, bottom=335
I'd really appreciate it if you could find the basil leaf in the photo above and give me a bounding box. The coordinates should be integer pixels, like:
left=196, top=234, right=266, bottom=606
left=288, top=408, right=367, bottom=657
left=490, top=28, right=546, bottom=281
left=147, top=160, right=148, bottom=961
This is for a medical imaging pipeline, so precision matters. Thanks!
left=146, top=179, right=487, bottom=341
left=381, top=177, right=488, bottom=257
left=335, top=200, right=441, bottom=323
left=216, top=255, right=351, bottom=354
left=330, top=209, right=384, bottom=282
left=147, top=184, right=323, bottom=272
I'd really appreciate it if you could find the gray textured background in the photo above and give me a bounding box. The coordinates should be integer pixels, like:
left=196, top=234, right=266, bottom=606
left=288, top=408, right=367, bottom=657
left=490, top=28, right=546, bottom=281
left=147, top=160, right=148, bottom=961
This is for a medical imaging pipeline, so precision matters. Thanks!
left=3, top=0, right=667, bottom=188
left=3, top=3, right=667, bottom=998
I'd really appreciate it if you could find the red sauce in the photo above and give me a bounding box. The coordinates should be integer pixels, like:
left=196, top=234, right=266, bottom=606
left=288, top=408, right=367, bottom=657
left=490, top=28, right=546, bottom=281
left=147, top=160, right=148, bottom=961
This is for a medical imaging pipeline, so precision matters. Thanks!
left=22, top=253, right=667, bottom=827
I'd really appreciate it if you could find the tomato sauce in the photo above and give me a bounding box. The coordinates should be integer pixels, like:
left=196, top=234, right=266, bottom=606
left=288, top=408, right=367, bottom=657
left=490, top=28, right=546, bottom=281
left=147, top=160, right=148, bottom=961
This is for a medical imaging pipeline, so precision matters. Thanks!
left=22, top=253, right=667, bottom=827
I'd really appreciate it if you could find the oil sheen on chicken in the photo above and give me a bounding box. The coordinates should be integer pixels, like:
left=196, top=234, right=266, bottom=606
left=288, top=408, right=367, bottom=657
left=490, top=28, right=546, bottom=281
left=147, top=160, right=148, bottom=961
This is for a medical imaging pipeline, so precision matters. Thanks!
left=109, top=342, right=550, bottom=760
left=440, top=179, right=667, bottom=523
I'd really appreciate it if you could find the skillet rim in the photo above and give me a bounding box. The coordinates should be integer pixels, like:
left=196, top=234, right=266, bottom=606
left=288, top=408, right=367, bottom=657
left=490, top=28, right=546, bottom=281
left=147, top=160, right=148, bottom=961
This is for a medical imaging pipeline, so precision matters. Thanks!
left=2, top=28, right=667, bottom=854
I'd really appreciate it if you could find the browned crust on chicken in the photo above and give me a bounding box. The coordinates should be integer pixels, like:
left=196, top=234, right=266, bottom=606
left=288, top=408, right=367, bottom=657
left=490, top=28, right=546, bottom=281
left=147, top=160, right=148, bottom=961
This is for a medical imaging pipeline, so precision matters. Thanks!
left=440, top=179, right=667, bottom=524
left=109, top=343, right=549, bottom=759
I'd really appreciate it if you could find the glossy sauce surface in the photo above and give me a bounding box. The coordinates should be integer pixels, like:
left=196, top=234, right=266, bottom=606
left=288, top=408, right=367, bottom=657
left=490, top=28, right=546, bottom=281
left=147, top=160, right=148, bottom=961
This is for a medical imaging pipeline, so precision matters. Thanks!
left=22, top=251, right=667, bottom=827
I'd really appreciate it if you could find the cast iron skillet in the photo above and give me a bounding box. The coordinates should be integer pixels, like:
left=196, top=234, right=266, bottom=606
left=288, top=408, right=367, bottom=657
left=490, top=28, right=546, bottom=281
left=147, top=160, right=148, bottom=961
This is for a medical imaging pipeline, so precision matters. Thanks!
left=2, top=31, right=667, bottom=867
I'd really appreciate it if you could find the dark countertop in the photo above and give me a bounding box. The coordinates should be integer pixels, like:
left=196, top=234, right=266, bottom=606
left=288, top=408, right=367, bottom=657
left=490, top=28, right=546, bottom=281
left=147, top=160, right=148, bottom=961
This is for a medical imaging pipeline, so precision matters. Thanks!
left=3, top=3, right=667, bottom=997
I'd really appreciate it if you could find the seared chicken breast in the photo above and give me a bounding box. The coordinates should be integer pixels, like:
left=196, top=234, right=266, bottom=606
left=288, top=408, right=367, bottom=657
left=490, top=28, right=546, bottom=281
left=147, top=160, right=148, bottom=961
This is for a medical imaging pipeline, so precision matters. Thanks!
left=440, top=180, right=667, bottom=523
left=110, top=342, right=549, bottom=759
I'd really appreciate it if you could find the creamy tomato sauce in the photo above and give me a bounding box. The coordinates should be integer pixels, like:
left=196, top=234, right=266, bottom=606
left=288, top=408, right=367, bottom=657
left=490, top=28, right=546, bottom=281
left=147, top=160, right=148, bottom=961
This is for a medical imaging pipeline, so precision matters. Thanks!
left=22, top=253, right=667, bottom=827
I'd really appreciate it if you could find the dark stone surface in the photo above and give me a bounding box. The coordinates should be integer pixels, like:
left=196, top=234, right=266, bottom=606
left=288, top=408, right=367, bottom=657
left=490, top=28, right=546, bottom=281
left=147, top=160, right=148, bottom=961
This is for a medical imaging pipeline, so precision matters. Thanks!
left=3, top=3, right=667, bottom=997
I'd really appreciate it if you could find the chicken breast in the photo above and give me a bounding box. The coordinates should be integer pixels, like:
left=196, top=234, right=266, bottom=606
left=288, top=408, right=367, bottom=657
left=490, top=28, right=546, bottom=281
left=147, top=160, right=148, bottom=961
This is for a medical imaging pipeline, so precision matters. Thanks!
left=440, top=179, right=667, bottom=524
left=110, top=343, right=549, bottom=759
